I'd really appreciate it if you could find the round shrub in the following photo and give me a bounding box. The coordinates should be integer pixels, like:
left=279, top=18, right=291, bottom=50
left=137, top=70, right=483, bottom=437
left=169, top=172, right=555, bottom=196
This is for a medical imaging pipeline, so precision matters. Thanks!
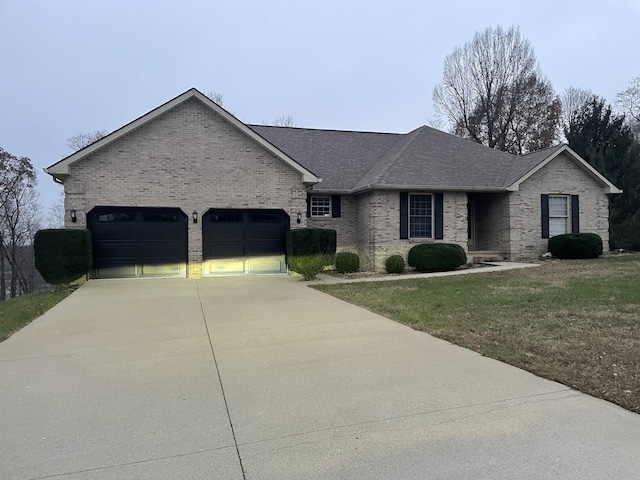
left=407, top=243, right=467, bottom=272
left=385, top=255, right=405, bottom=274
left=548, top=233, right=603, bottom=259
left=335, top=252, right=360, bottom=273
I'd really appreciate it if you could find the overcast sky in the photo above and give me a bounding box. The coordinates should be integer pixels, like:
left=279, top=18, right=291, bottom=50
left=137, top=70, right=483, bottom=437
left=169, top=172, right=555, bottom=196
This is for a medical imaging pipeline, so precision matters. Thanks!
left=1, top=0, right=639, bottom=212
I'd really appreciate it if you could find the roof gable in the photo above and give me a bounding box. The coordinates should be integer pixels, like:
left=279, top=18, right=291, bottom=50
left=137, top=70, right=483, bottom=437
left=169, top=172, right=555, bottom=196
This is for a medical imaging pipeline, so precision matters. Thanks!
left=45, top=88, right=321, bottom=185
left=506, top=145, right=622, bottom=194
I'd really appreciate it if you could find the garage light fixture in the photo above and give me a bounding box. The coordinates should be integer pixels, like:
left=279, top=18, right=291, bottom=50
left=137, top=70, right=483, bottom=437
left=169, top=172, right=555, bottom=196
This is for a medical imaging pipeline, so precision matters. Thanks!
left=70, top=209, right=77, bottom=223
left=192, top=211, right=198, bottom=224
left=296, top=211, right=302, bottom=224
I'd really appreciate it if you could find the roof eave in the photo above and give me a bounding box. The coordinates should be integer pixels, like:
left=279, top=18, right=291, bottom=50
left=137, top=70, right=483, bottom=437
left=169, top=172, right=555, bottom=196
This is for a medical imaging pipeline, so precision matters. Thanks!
left=348, top=184, right=508, bottom=194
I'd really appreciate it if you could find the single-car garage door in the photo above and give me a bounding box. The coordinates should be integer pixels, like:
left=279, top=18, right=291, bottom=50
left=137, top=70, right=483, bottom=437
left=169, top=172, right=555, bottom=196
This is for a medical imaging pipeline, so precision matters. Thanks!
left=87, top=207, right=188, bottom=278
left=203, top=208, right=289, bottom=275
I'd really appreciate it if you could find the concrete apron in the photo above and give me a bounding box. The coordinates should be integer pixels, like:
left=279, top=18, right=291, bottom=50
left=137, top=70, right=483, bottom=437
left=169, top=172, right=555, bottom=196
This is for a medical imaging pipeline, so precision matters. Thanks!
left=1, top=276, right=639, bottom=480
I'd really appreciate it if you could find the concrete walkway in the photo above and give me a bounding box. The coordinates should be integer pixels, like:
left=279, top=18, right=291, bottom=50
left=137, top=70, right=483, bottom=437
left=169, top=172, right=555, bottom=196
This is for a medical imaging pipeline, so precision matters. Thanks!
left=1, top=275, right=639, bottom=479
left=311, top=261, right=540, bottom=284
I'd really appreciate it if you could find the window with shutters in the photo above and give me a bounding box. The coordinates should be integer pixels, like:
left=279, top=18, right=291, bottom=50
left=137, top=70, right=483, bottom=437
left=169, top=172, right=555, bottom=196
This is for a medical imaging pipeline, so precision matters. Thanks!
left=310, top=195, right=331, bottom=217
left=548, top=195, right=569, bottom=237
left=409, top=194, right=433, bottom=238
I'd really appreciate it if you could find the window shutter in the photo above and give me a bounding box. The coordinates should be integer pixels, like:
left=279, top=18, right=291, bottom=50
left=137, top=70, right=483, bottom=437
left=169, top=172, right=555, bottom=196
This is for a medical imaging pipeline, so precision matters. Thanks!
left=434, top=193, right=444, bottom=239
left=306, top=194, right=311, bottom=218
left=331, top=195, right=341, bottom=218
left=571, top=195, right=580, bottom=233
left=400, top=192, right=408, bottom=239
left=541, top=194, right=550, bottom=238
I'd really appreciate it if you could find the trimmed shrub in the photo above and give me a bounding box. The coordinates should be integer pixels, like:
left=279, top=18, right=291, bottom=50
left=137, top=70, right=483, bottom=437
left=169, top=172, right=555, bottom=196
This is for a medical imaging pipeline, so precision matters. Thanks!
left=407, top=243, right=467, bottom=272
left=335, top=252, right=360, bottom=273
left=34, top=229, right=92, bottom=285
left=286, top=228, right=337, bottom=257
left=287, top=254, right=334, bottom=281
left=385, top=255, right=405, bottom=274
left=286, top=228, right=337, bottom=279
left=548, top=233, right=603, bottom=259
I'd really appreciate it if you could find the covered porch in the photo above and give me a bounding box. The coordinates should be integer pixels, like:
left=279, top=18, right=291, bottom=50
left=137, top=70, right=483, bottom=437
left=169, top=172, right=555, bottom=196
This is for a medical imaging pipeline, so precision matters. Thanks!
left=467, top=193, right=511, bottom=262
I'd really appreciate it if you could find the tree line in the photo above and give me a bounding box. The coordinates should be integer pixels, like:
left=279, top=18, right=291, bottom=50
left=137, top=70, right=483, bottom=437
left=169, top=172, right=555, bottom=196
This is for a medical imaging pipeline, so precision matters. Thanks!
left=433, top=25, right=640, bottom=250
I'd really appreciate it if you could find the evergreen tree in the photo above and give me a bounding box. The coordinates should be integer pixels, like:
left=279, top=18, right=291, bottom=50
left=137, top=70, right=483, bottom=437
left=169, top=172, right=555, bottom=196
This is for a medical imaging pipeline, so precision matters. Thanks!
left=565, top=97, right=640, bottom=249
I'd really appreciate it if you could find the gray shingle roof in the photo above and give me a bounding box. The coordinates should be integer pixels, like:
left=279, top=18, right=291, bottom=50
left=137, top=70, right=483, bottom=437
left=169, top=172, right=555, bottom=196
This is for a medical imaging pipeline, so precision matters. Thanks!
left=249, top=124, right=566, bottom=192
left=248, top=125, right=401, bottom=191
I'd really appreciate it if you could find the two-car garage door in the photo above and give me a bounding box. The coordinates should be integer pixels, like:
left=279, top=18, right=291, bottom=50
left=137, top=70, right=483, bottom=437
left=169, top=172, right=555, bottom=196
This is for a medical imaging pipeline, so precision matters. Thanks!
left=87, top=207, right=289, bottom=278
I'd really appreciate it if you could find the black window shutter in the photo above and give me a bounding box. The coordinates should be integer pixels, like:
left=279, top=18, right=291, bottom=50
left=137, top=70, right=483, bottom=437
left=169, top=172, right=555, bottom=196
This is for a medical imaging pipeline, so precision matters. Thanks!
left=306, top=194, right=311, bottom=218
left=571, top=195, right=580, bottom=233
left=541, top=194, right=550, bottom=238
left=331, top=195, right=341, bottom=218
left=434, top=193, right=444, bottom=239
left=400, top=192, right=408, bottom=239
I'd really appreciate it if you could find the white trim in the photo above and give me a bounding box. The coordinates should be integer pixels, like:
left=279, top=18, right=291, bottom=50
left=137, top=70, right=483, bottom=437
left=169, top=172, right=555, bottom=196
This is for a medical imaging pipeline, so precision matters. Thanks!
left=507, top=145, right=622, bottom=194
left=309, top=194, right=331, bottom=217
left=408, top=193, right=434, bottom=239
left=45, top=88, right=321, bottom=185
left=548, top=194, right=570, bottom=237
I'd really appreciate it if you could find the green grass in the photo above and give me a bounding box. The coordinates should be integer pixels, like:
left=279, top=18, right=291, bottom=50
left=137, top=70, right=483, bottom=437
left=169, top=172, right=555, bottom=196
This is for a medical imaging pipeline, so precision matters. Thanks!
left=314, top=255, right=640, bottom=413
left=0, top=290, right=73, bottom=342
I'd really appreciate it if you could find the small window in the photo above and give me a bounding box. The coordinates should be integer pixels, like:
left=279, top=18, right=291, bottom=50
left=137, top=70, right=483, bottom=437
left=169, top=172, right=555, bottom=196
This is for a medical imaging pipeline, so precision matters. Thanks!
left=211, top=213, right=243, bottom=223
left=97, top=211, right=135, bottom=222
left=409, top=194, right=433, bottom=238
left=310, top=196, right=331, bottom=217
left=549, top=195, right=569, bottom=237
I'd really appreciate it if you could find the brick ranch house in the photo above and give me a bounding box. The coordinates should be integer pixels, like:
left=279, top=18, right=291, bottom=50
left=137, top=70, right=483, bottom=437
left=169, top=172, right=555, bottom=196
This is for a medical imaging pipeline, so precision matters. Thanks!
left=45, top=88, right=621, bottom=278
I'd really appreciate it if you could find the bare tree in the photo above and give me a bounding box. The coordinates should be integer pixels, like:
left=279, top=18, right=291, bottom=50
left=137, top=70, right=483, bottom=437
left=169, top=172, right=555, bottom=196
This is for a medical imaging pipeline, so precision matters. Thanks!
left=616, top=76, right=640, bottom=138
left=67, top=130, right=108, bottom=152
left=45, top=191, right=65, bottom=229
left=205, top=91, right=224, bottom=106
left=271, top=115, right=299, bottom=127
left=433, top=25, right=560, bottom=154
left=0, top=147, right=41, bottom=299
left=560, top=86, right=594, bottom=132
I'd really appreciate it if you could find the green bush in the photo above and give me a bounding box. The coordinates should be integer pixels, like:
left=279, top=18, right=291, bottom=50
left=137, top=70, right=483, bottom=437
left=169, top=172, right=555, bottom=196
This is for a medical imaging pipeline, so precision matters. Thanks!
left=407, top=243, right=467, bottom=272
left=286, top=229, right=336, bottom=279
left=288, top=254, right=334, bottom=281
left=34, top=229, right=92, bottom=285
left=335, top=252, right=360, bottom=273
left=548, top=233, right=603, bottom=259
left=286, top=228, right=337, bottom=256
left=385, top=255, right=405, bottom=274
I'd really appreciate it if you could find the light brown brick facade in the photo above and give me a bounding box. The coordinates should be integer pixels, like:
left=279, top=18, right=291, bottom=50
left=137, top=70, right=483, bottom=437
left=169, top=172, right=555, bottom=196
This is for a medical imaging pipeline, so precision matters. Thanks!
left=54, top=91, right=616, bottom=277
left=63, top=98, right=308, bottom=278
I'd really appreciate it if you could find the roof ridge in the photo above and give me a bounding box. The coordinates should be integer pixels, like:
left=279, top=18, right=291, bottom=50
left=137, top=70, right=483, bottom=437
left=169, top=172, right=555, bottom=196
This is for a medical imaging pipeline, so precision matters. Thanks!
left=352, top=127, right=425, bottom=190
left=247, top=124, right=404, bottom=136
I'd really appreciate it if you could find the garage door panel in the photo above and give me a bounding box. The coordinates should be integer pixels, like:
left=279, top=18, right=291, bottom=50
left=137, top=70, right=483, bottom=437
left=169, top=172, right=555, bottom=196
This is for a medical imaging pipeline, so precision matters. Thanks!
left=203, top=209, right=288, bottom=275
left=88, top=207, right=187, bottom=279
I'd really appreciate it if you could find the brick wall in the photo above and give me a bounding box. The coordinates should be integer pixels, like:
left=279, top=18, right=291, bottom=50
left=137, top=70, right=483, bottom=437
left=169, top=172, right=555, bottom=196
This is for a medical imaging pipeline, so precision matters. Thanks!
left=63, top=98, right=308, bottom=277
left=472, top=193, right=511, bottom=253
left=509, top=153, right=611, bottom=259
left=353, top=191, right=468, bottom=271
left=307, top=195, right=358, bottom=252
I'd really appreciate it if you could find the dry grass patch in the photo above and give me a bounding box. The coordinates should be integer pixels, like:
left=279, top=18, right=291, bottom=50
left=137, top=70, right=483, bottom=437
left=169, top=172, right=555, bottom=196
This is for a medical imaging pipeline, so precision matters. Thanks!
left=313, top=255, right=640, bottom=413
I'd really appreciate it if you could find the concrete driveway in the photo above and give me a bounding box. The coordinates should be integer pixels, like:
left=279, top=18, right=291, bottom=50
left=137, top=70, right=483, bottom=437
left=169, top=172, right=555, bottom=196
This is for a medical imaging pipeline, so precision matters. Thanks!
left=1, top=276, right=639, bottom=479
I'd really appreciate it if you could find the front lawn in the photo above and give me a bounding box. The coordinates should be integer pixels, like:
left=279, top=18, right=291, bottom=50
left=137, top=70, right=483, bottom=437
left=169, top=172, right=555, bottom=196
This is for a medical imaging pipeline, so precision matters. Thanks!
left=0, top=290, right=73, bottom=342
left=313, top=255, right=640, bottom=413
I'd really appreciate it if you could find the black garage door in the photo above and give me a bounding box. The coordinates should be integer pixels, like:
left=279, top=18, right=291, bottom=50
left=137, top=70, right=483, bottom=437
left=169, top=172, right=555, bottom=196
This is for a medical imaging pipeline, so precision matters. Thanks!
left=203, top=209, right=289, bottom=275
left=87, top=207, right=188, bottom=278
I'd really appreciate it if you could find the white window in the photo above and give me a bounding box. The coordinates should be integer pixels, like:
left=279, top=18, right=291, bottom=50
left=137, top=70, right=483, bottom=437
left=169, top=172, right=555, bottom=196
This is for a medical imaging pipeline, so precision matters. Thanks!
left=310, top=195, right=331, bottom=217
left=409, top=194, right=433, bottom=238
left=549, top=195, right=569, bottom=237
